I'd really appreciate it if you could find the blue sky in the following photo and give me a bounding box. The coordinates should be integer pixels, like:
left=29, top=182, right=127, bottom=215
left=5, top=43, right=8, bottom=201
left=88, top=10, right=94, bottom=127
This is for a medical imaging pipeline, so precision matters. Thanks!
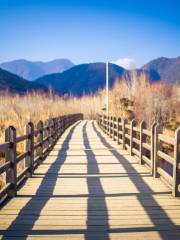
left=0, top=0, right=180, bottom=67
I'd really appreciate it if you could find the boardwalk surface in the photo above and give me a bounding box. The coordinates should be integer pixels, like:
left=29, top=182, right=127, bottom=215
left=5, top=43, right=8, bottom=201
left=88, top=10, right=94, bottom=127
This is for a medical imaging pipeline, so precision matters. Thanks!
left=0, top=120, right=180, bottom=239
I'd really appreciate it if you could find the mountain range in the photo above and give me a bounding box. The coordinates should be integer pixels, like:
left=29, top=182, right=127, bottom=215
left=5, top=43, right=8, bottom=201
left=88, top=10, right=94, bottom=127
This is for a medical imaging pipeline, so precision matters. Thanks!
left=36, top=63, right=126, bottom=95
left=0, top=68, right=47, bottom=94
left=35, top=63, right=159, bottom=96
left=0, top=56, right=179, bottom=95
left=0, top=59, right=74, bottom=81
left=142, top=56, right=180, bottom=84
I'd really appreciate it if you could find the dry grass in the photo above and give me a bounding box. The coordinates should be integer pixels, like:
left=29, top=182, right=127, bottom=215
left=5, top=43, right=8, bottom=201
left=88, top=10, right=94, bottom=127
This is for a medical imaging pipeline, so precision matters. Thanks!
left=0, top=73, right=179, bottom=141
left=0, top=91, right=101, bottom=143
left=106, top=71, right=180, bottom=134
left=0, top=73, right=179, bottom=139
left=0, top=91, right=102, bottom=188
left=0, top=74, right=179, bottom=188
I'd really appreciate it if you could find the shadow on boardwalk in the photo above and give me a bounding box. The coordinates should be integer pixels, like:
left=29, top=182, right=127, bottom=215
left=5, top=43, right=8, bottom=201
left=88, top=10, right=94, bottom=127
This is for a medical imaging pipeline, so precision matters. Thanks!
left=1, top=120, right=180, bottom=239
left=1, top=121, right=81, bottom=239
left=92, top=121, right=180, bottom=239
left=83, top=121, right=110, bottom=240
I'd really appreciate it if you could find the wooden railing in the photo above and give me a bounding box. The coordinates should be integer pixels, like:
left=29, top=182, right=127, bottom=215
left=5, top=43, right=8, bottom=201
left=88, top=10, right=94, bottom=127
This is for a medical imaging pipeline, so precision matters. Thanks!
left=0, top=114, right=83, bottom=202
left=97, top=114, right=180, bottom=197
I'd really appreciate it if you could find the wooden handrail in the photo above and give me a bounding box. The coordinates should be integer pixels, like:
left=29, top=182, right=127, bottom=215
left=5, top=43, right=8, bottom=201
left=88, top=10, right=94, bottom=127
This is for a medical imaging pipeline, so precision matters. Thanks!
left=0, top=113, right=83, bottom=202
left=97, top=114, right=180, bottom=197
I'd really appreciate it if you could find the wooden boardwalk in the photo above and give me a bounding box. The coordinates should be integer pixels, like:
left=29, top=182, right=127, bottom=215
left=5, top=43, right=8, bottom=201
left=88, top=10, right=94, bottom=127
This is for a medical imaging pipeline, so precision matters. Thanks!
left=0, top=120, right=180, bottom=239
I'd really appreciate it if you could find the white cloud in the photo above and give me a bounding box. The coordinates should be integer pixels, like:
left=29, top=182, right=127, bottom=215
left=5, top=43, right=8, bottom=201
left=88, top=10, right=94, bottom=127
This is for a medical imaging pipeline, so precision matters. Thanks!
left=111, top=58, right=136, bottom=70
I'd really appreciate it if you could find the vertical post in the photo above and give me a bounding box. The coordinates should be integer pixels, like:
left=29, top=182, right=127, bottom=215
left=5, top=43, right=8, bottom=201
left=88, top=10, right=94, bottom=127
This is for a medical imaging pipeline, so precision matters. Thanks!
left=50, top=119, right=54, bottom=148
left=52, top=118, right=56, bottom=144
left=110, top=116, right=113, bottom=138
left=106, top=62, right=109, bottom=116
left=113, top=117, right=116, bottom=141
left=107, top=116, right=109, bottom=135
left=5, top=126, right=17, bottom=197
left=172, top=127, right=180, bottom=197
left=44, top=120, right=49, bottom=152
left=47, top=119, right=51, bottom=150
left=57, top=117, right=61, bottom=137
left=63, top=116, right=65, bottom=132
left=140, top=121, right=146, bottom=165
left=59, top=117, right=62, bottom=136
left=105, top=116, right=108, bottom=134
left=151, top=122, right=157, bottom=176
left=154, top=124, right=161, bottom=178
left=25, top=122, right=34, bottom=177
left=37, top=121, right=43, bottom=160
left=117, top=118, right=120, bottom=144
left=122, top=119, right=126, bottom=150
left=130, top=119, right=136, bottom=156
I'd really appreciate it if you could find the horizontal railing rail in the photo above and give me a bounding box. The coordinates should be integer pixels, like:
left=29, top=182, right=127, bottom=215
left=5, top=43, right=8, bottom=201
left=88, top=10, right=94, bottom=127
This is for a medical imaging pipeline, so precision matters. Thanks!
left=0, top=113, right=83, bottom=202
left=97, top=114, right=180, bottom=197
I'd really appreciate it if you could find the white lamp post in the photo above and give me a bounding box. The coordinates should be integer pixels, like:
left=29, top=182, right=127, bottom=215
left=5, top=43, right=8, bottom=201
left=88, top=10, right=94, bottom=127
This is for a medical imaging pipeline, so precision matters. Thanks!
left=106, top=62, right=109, bottom=116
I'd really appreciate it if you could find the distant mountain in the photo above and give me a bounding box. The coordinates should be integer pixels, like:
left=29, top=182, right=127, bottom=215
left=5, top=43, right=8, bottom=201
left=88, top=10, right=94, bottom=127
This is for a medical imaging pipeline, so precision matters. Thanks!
left=0, top=59, right=74, bottom=81
left=142, top=56, right=180, bottom=84
left=0, top=68, right=47, bottom=93
left=35, top=62, right=158, bottom=96
left=35, top=63, right=127, bottom=96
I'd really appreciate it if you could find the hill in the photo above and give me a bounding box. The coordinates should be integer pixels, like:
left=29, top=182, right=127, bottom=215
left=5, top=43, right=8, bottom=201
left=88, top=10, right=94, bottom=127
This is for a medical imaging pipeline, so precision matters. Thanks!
left=0, top=59, right=74, bottom=81
left=35, top=62, right=158, bottom=96
left=142, top=56, right=180, bottom=84
left=35, top=63, right=127, bottom=96
left=0, top=68, right=47, bottom=93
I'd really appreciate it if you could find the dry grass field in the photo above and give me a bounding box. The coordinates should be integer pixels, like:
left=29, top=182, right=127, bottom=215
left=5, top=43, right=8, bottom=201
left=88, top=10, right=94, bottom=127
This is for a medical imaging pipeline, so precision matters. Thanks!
left=0, top=73, right=179, bottom=143
left=0, top=91, right=102, bottom=143
left=107, top=72, right=180, bottom=134
left=0, top=73, right=179, bottom=189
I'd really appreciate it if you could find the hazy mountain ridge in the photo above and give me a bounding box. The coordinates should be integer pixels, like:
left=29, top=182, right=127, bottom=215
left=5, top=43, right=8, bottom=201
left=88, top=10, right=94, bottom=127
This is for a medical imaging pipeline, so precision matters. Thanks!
left=0, top=56, right=179, bottom=95
left=0, top=59, right=74, bottom=81
left=142, top=56, right=180, bottom=84
left=35, top=62, right=158, bottom=96
left=0, top=68, right=47, bottom=93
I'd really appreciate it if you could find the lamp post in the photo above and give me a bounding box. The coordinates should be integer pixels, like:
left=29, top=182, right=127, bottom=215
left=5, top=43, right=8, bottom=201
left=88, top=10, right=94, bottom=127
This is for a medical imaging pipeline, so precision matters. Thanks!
left=106, top=62, right=109, bottom=116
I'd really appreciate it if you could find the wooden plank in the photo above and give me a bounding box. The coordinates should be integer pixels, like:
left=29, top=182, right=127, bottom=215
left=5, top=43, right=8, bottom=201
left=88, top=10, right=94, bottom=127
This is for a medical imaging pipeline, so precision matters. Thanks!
left=0, top=120, right=180, bottom=240
left=0, top=142, right=10, bottom=152
left=0, top=162, right=10, bottom=175
left=158, top=133, right=175, bottom=145
left=157, top=167, right=173, bottom=186
left=157, top=150, right=174, bottom=165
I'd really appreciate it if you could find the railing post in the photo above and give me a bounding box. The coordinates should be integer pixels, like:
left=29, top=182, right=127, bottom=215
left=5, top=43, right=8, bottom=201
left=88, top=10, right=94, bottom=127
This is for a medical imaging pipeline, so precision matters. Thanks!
left=110, top=117, right=113, bottom=138
left=25, top=122, right=34, bottom=177
left=44, top=119, right=49, bottom=152
left=101, top=115, right=103, bottom=130
left=122, top=119, right=126, bottom=150
left=105, top=116, right=107, bottom=134
left=52, top=118, right=56, bottom=141
left=57, top=117, right=61, bottom=137
left=117, top=118, right=120, bottom=144
left=113, top=117, right=116, bottom=141
left=130, top=119, right=136, bottom=156
left=154, top=124, right=161, bottom=178
left=63, top=116, right=65, bottom=132
left=140, top=121, right=146, bottom=165
left=111, top=116, right=113, bottom=138
left=59, top=117, right=62, bottom=136
left=5, top=126, right=17, bottom=197
left=151, top=122, right=157, bottom=176
left=107, top=116, right=110, bottom=136
left=37, top=120, right=43, bottom=160
left=172, top=127, right=180, bottom=197
left=50, top=119, right=54, bottom=148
